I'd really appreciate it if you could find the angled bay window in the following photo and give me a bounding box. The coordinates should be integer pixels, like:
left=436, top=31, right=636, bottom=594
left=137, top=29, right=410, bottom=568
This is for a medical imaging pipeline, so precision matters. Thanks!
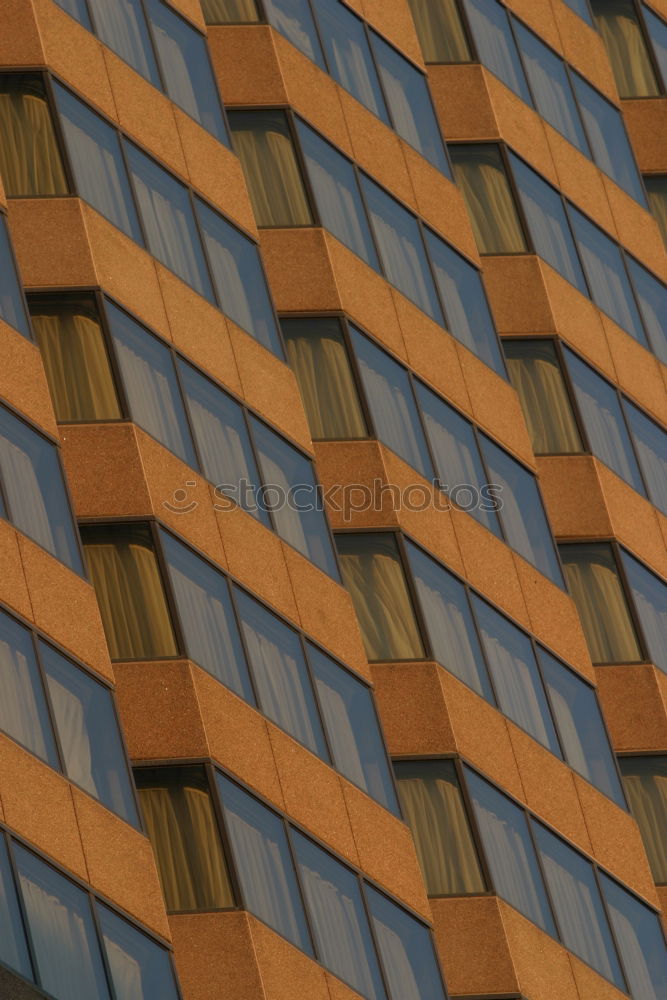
left=450, top=145, right=527, bottom=254
left=0, top=74, right=68, bottom=196
left=624, top=255, right=667, bottom=364
left=0, top=215, right=30, bottom=338
left=645, top=175, right=667, bottom=244
left=591, top=0, right=661, bottom=96
left=625, top=400, right=667, bottom=514
left=406, top=0, right=472, bottom=62
left=202, top=0, right=260, bottom=20
left=503, top=340, right=583, bottom=454
left=462, top=0, right=531, bottom=101
left=86, top=0, right=160, bottom=85
left=97, top=905, right=180, bottom=1000
left=644, top=4, right=667, bottom=84
left=265, top=0, right=325, bottom=68
left=618, top=756, right=667, bottom=884
left=0, top=837, right=31, bottom=981
left=619, top=549, right=667, bottom=673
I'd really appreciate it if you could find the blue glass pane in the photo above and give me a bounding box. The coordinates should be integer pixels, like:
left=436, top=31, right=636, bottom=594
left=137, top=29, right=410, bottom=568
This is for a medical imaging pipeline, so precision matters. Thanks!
left=509, top=153, right=587, bottom=293
left=98, top=904, right=179, bottom=1000
left=424, top=229, right=505, bottom=374
left=625, top=255, right=667, bottom=364
left=620, top=549, right=667, bottom=674
left=601, top=873, right=667, bottom=1000
left=146, top=0, right=228, bottom=141
left=53, top=0, right=92, bottom=28
left=312, top=0, right=387, bottom=121
left=538, top=647, right=625, bottom=806
left=296, top=120, right=379, bottom=268
left=572, top=73, right=646, bottom=205
left=87, top=0, right=161, bottom=87
left=308, top=643, right=399, bottom=813
left=563, top=0, right=593, bottom=26
left=292, top=832, right=386, bottom=999
left=106, top=302, right=198, bottom=467
left=625, top=400, right=667, bottom=515
left=159, top=530, right=254, bottom=701
left=265, top=0, right=324, bottom=67
left=195, top=198, right=282, bottom=355
left=0, top=837, right=31, bottom=980
left=54, top=84, right=143, bottom=243
left=366, top=886, right=446, bottom=1000
left=217, top=775, right=313, bottom=952
left=0, top=405, right=83, bottom=574
left=250, top=416, right=339, bottom=577
left=234, top=587, right=328, bottom=756
left=644, top=4, right=667, bottom=85
left=462, top=0, right=531, bottom=102
left=534, top=824, right=625, bottom=988
left=350, top=327, right=432, bottom=478
left=361, top=176, right=443, bottom=321
left=372, top=32, right=450, bottom=174
left=41, top=642, right=140, bottom=827
left=472, top=595, right=561, bottom=753
left=406, top=540, right=494, bottom=700
left=416, top=381, right=502, bottom=536
left=0, top=217, right=29, bottom=338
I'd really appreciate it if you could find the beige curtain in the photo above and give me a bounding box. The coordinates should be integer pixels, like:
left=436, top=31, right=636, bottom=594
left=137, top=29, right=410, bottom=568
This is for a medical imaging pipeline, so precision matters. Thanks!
left=592, top=0, right=659, bottom=97
left=31, top=309, right=120, bottom=422
left=232, top=114, right=312, bottom=227
left=408, top=0, right=470, bottom=62
left=201, top=0, right=259, bottom=23
left=621, top=759, right=667, bottom=884
left=506, top=346, right=582, bottom=454
left=452, top=149, right=526, bottom=254
left=646, top=178, right=667, bottom=247
left=0, top=80, right=67, bottom=196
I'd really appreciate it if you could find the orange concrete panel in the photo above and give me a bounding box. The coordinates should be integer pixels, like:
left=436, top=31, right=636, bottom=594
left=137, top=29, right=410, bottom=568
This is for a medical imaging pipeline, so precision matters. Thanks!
left=568, top=953, right=629, bottom=1000
left=537, top=456, right=613, bottom=539
left=541, top=266, right=617, bottom=380
left=603, top=316, right=667, bottom=427
left=0, top=521, right=32, bottom=622
left=72, top=788, right=171, bottom=939
left=60, top=423, right=151, bottom=519
left=0, top=322, right=57, bottom=438
left=550, top=3, right=618, bottom=100
left=338, top=91, right=415, bottom=209
left=485, top=75, right=558, bottom=186
left=597, top=463, right=667, bottom=579
left=499, top=902, right=580, bottom=1000
left=325, top=972, right=368, bottom=1000
left=165, top=0, right=205, bottom=29
left=508, top=725, right=592, bottom=852
left=546, top=128, right=616, bottom=236
left=0, top=174, right=6, bottom=210
left=370, top=661, right=456, bottom=755
left=0, top=0, right=44, bottom=66
left=0, top=736, right=86, bottom=879
left=248, top=916, right=330, bottom=1000
left=431, top=896, right=518, bottom=997
left=169, top=912, right=265, bottom=1000
left=595, top=664, right=667, bottom=752
left=622, top=99, right=667, bottom=173
left=208, top=26, right=288, bottom=107
left=429, top=65, right=499, bottom=142
left=482, top=255, right=556, bottom=334
left=360, top=0, right=424, bottom=66
left=267, top=725, right=358, bottom=864
left=505, top=0, right=562, bottom=49
left=602, top=180, right=667, bottom=283
left=7, top=199, right=96, bottom=289
left=341, top=781, right=431, bottom=918
left=260, top=228, right=340, bottom=314
left=315, top=440, right=396, bottom=532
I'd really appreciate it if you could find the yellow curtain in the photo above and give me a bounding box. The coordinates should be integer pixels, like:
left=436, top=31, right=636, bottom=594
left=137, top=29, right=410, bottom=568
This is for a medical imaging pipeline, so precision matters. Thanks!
left=232, top=115, right=312, bottom=227
left=646, top=178, right=667, bottom=247
left=201, top=0, right=259, bottom=22
left=452, top=149, right=526, bottom=254
left=506, top=348, right=583, bottom=454
left=285, top=328, right=366, bottom=439
left=31, top=309, right=120, bottom=422
left=0, top=78, right=68, bottom=196
left=621, top=760, right=667, bottom=884
left=592, top=0, right=659, bottom=97
left=407, top=0, right=470, bottom=62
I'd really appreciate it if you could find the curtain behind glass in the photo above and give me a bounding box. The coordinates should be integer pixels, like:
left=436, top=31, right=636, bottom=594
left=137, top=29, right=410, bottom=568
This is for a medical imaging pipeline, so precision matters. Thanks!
left=591, top=0, right=659, bottom=96
left=624, top=256, right=667, bottom=365
left=620, top=550, right=667, bottom=674
left=619, top=757, right=667, bottom=884
left=407, top=0, right=471, bottom=62
left=265, top=0, right=325, bottom=69
left=201, top=0, right=260, bottom=21
left=625, top=401, right=667, bottom=515
left=451, top=146, right=527, bottom=254
left=0, top=75, right=67, bottom=196
left=504, top=340, right=583, bottom=454
left=601, top=873, right=667, bottom=1000
left=0, top=610, right=58, bottom=767
left=0, top=217, right=30, bottom=338
left=645, top=176, right=667, bottom=246
left=87, top=0, right=160, bottom=86
left=313, top=0, right=388, bottom=122
left=367, top=886, right=446, bottom=1000
left=98, top=904, right=179, bottom=1000
left=0, top=838, right=32, bottom=980
left=462, top=0, right=531, bottom=101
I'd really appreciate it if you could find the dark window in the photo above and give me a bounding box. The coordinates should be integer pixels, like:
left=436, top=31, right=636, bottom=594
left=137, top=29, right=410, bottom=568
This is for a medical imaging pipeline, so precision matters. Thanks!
left=624, top=254, right=667, bottom=365
left=643, top=3, right=667, bottom=85
left=618, top=755, right=667, bottom=884
left=619, top=548, right=667, bottom=674
left=0, top=74, right=68, bottom=196
left=97, top=903, right=180, bottom=1000
left=367, top=885, right=447, bottom=1000
left=601, top=872, right=667, bottom=999
left=0, top=836, right=32, bottom=980
left=625, top=399, right=667, bottom=514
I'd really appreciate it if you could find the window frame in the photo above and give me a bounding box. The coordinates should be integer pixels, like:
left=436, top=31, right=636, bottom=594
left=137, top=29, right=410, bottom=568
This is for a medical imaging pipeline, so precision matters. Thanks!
left=0, top=210, right=33, bottom=341
left=617, top=750, right=667, bottom=886
left=592, top=0, right=667, bottom=97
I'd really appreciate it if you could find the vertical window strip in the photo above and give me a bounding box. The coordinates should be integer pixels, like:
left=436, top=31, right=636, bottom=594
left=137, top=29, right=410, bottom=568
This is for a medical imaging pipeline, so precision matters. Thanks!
left=0, top=214, right=31, bottom=339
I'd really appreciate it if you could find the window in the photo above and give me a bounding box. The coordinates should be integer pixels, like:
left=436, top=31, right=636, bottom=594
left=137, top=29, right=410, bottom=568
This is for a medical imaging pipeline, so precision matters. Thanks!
left=0, top=74, right=67, bottom=196
left=645, top=175, right=667, bottom=244
left=624, top=255, right=667, bottom=365
left=229, top=110, right=312, bottom=226
left=644, top=3, right=667, bottom=85
left=202, top=0, right=260, bottom=21
left=406, top=0, right=472, bottom=62
left=86, top=0, right=161, bottom=87
left=97, top=904, right=180, bottom=1000
left=600, top=872, right=667, bottom=1000
left=265, top=0, right=325, bottom=68
left=503, top=340, right=583, bottom=454
left=0, top=403, right=83, bottom=574
left=0, top=837, right=31, bottom=981
left=591, top=0, right=660, bottom=96
left=619, top=756, right=667, bottom=884
left=450, top=145, right=527, bottom=254
left=0, top=215, right=30, bottom=338
left=462, top=0, right=531, bottom=101
left=619, top=549, right=667, bottom=673
left=624, top=400, right=667, bottom=514
left=394, top=759, right=485, bottom=895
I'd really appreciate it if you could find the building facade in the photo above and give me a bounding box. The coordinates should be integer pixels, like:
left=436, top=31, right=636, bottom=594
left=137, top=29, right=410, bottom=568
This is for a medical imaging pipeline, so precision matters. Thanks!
left=0, top=0, right=665, bottom=998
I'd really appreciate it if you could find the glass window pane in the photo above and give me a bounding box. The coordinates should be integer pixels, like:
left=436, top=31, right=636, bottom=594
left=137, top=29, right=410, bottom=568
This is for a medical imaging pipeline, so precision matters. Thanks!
left=620, top=549, right=667, bottom=674
left=372, top=32, right=450, bottom=174
left=0, top=836, right=31, bottom=980
left=264, top=0, right=325, bottom=68
left=234, top=588, right=328, bottom=757
left=195, top=198, right=282, bottom=355
left=625, top=400, right=667, bottom=515
left=296, top=120, right=379, bottom=268
left=618, top=756, right=667, bottom=884
left=508, top=153, right=587, bottom=293
left=217, top=775, right=312, bottom=953
left=644, top=4, right=667, bottom=86
left=591, top=0, right=660, bottom=96
left=87, top=0, right=160, bottom=87
left=450, top=145, right=527, bottom=254
left=539, top=648, right=625, bottom=806
left=14, top=845, right=110, bottom=1000
left=559, top=542, right=642, bottom=664
left=472, top=595, right=561, bottom=753
left=504, top=339, right=583, bottom=454
left=41, top=642, right=140, bottom=826
left=54, top=0, right=93, bottom=28
left=106, top=301, right=197, bottom=467
left=201, top=0, right=260, bottom=21
left=282, top=317, right=368, bottom=440
left=351, top=328, right=432, bottom=478
left=177, top=359, right=269, bottom=526
left=600, top=873, right=667, bottom=1000
left=97, top=903, right=179, bottom=1000
left=0, top=404, right=83, bottom=574
left=54, top=83, right=143, bottom=243
left=424, top=230, right=505, bottom=373
left=564, top=347, right=644, bottom=492
left=229, top=110, right=312, bottom=226
left=146, top=0, right=228, bottom=141
left=415, top=380, right=501, bottom=536
left=481, top=435, right=563, bottom=584
left=250, top=416, right=339, bottom=577
left=394, top=758, right=486, bottom=895
left=308, top=643, right=398, bottom=813
left=406, top=0, right=472, bottom=62
left=367, top=885, right=446, bottom=1000
left=336, top=533, right=425, bottom=661
left=534, top=823, right=625, bottom=987
left=465, top=767, right=556, bottom=934
left=0, top=74, right=68, bottom=196
left=312, top=0, right=388, bottom=122
left=0, top=216, right=30, bottom=338
left=135, top=765, right=234, bottom=911
left=0, top=609, right=58, bottom=768
left=462, top=0, right=531, bottom=101
left=81, top=523, right=178, bottom=660
left=360, top=175, right=443, bottom=320
left=125, top=143, right=213, bottom=301
left=625, top=255, right=667, bottom=365
left=645, top=175, right=667, bottom=245
left=29, top=295, right=121, bottom=422
left=292, top=831, right=386, bottom=1000
left=571, top=72, right=646, bottom=204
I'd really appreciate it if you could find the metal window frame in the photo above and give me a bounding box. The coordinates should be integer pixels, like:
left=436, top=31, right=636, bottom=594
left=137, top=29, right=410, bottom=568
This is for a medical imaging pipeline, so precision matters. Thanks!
left=0, top=209, right=33, bottom=341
